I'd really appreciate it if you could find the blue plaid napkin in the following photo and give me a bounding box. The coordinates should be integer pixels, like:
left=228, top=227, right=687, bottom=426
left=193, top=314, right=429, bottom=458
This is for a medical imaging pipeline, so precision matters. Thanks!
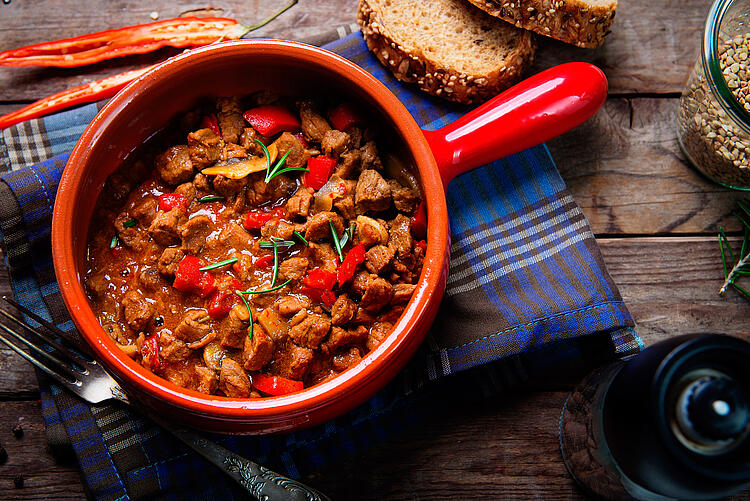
left=0, top=29, right=641, bottom=500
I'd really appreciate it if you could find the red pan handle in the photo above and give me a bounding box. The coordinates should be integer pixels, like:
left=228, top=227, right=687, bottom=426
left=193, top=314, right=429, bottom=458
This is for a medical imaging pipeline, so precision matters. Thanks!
left=422, top=62, right=608, bottom=188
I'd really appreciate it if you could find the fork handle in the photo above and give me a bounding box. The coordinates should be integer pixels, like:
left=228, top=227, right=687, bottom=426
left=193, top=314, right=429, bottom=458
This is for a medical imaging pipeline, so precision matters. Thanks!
left=161, top=422, right=330, bottom=501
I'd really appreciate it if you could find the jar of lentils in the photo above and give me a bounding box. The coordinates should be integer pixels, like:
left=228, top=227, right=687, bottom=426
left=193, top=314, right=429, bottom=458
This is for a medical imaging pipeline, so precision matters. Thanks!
left=678, top=0, right=750, bottom=190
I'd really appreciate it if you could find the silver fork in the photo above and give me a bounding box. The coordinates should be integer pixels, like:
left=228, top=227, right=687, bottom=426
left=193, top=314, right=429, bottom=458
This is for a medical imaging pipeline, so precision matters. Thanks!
left=0, top=295, right=329, bottom=501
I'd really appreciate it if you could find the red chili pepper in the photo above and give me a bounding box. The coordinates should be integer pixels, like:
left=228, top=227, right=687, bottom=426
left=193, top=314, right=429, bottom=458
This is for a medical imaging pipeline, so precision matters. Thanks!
left=173, top=255, right=215, bottom=297
left=144, top=334, right=161, bottom=371
left=158, top=193, right=188, bottom=212
left=254, top=255, right=274, bottom=269
left=243, top=210, right=274, bottom=230
left=337, top=244, right=366, bottom=286
left=0, top=17, right=244, bottom=68
left=410, top=202, right=427, bottom=239
left=200, top=113, right=221, bottom=136
left=251, top=373, right=303, bottom=396
left=208, top=291, right=238, bottom=319
left=0, top=65, right=156, bottom=129
left=273, top=206, right=287, bottom=219
left=321, top=290, right=336, bottom=307
left=303, top=156, right=337, bottom=190
left=328, top=102, right=365, bottom=131
left=243, top=105, right=300, bottom=137
left=293, top=131, right=309, bottom=148
left=303, top=269, right=337, bottom=290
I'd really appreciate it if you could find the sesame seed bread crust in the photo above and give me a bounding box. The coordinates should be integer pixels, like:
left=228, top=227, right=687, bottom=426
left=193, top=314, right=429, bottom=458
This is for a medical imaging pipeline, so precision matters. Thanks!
left=464, top=0, right=617, bottom=48
left=357, top=0, right=536, bottom=105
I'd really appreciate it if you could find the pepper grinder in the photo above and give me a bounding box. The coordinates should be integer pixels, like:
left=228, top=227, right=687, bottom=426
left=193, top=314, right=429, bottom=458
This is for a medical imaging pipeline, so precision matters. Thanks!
left=559, top=334, right=750, bottom=500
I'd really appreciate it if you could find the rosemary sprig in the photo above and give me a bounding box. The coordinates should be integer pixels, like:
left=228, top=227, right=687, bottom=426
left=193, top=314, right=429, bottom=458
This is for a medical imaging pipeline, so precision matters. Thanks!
left=198, top=195, right=224, bottom=203
left=110, top=235, right=118, bottom=248
left=271, top=239, right=279, bottom=287
left=293, top=231, right=308, bottom=246
left=199, top=257, right=238, bottom=271
left=239, top=278, right=292, bottom=295
left=236, top=291, right=253, bottom=339
left=254, top=139, right=308, bottom=184
left=258, top=239, right=295, bottom=249
left=718, top=200, right=750, bottom=300
left=330, top=220, right=344, bottom=262
left=123, top=218, right=137, bottom=228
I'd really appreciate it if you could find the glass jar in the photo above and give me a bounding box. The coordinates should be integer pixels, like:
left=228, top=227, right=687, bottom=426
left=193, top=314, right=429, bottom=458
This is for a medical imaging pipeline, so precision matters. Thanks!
left=678, top=0, right=750, bottom=190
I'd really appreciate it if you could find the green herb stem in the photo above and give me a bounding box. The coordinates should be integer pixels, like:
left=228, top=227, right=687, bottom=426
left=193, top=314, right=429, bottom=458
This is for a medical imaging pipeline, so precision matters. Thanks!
left=271, top=241, right=279, bottom=287
left=259, top=240, right=295, bottom=248
left=239, top=278, right=292, bottom=295
left=199, top=257, right=238, bottom=271
left=330, top=220, right=344, bottom=262
left=198, top=195, right=224, bottom=203
left=197, top=315, right=211, bottom=323
left=123, top=218, right=137, bottom=228
left=110, top=235, right=118, bottom=249
left=294, top=231, right=309, bottom=245
left=236, top=290, right=253, bottom=339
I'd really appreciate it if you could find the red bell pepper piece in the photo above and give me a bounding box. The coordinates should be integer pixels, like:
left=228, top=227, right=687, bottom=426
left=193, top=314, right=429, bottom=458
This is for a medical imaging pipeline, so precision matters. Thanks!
left=144, top=334, right=161, bottom=371
left=303, top=269, right=337, bottom=290
left=328, top=103, right=365, bottom=131
left=0, top=17, right=244, bottom=68
left=158, top=193, right=188, bottom=212
left=243, top=105, right=300, bottom=137
left=208, top=291, right=238, bottom=319
left=254, top=255, right=274, bottom=269
left=200, top=113, right=221, bottom=136
left=299, top=287, right=337, bottom=307
left=251, top=373, right=304, bottom=396
left=337, top=244, right=366, bottom=286
left=273, top=206, right=287, bottom=219
left=410, top=202, right=427, bottom=239
left=243, top=210, right=274, bottom=230
left=415, top=240, right=427, bottom=252
left=173, top=255, right=216, bottom=297
left=196, top=272, right=217, bottom=299
left=303, top=156, right=337, bottom=190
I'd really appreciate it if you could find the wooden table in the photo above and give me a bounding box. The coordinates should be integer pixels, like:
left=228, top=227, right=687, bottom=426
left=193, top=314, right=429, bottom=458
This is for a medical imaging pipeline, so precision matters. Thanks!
left=1, top=0, right=749, bottom=499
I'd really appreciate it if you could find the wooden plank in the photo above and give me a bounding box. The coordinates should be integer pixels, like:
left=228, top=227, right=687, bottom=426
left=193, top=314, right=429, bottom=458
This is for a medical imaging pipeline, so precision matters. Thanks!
left=0, top=0, right=713, bottom=102
left=550, top=97, right=748, bottom=236
left=0, top=400, right=86, bottom=500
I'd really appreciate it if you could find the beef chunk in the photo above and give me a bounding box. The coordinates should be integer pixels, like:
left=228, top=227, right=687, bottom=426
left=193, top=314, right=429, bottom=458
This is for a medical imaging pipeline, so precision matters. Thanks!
left=131, top=197, right=158, bottom=226
left=288, top=313, right=331, bottom=349
left=331, top=294, right=356, bottom=326
left=239, top=127, right=266, bottom=156
left=355, top=169, right=391, bottom=213
left=356, top=216, right=388, bottom=247
left=114, top=211, right=143, bottom=249
left=360, top=141, right=383, bottom=170
left=334, top=192, right=356, bottom=219
left=221, top=223, right=252, bottom=251
left=360, top=276, right=393, bottom=311
left=193, top=172, right=211, bottom=192
left=365, top=245, right=395, bottom=275
left=159, top=331, right=190, bottom=363
left=389, top=181, right=421, bottom=213
left=274, top=131, right=312, bottom=168
left=278, top=257, right=309, bottom=282
left=350, top=270, right=370, bottom=297
left=305, top=211, right=344, bottom=242
left=180, top=214, right=213, bottom=253
left=85, top=272, right=110, bottom=298
left=367, top=322, right=393, bottom=351
left=188, top=128, right=223, bottom=169
left=392, top=283, right=417, bottom=305
left=322, top=325, right=368, bottom=353
left=242, top=327, right=274, bottom=371
left=274, top=344, right=314, bottom=380
left=155, top=145, right=194, bottom=185
left=308, top=243, right=339, bottom=273
left=194, top=365, right=218, bottom=394
left=149, top=207, right=185, bottom=246
left=216, top=96, right=245, bottom=144
left=335, top=149, right=361, bottom=179
left=298, top=100, right=331, bottom=142
left=275, top=296, right=310, bottom=317
left=174, top=182, right=196, bottom=203
left=321, top=129, right=350, bottom=157
left=389, top=214, right=413, bottom=258
left=219, top=358, right=252, bottom=398
left=158, top=247, right=184, bottom=276
left=213, top=175, right=247, bottom=198
left=286, top=186, right=314, bottom=218
left=260, top=219, right=296, bottom=240
left=332, top=346, right=362, bottom=372
left=174, top=310, right=211, bottom=343
left=122, top=291, right=154, bottom=331
left=138, top=267, right=162, bottom=292
left=221, top=309, right=249, bottom=349
left=267, top=174, right=297, bottom=201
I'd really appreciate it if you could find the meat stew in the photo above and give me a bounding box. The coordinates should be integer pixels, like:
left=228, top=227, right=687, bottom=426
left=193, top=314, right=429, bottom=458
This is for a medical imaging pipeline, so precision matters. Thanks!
left=84, top=92, right=426, bottom=398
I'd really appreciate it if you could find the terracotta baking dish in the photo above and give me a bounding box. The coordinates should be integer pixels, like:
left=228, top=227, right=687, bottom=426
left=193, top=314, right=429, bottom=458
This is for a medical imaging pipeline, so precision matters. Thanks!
left=52, top=40, right=606, bottom=433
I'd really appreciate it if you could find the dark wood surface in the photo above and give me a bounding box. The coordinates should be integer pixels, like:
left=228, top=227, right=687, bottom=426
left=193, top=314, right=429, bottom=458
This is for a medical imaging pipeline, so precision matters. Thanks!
left=1, top=0, right=749, bottom=499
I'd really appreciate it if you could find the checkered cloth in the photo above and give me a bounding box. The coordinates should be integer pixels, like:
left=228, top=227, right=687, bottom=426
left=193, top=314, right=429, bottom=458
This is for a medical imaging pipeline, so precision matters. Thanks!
left=0, top=28, right=641, bottom=500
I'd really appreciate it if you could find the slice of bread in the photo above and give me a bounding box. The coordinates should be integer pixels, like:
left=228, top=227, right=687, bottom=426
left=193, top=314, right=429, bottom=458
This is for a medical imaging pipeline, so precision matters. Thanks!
left=463, top=0, right=617, bottom=48
left=357, top=0, right=535, bottom=105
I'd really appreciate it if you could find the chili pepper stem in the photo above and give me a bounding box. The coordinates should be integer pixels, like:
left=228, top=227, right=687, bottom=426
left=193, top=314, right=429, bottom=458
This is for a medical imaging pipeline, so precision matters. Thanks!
left=235, top=0, right=298, bottom=40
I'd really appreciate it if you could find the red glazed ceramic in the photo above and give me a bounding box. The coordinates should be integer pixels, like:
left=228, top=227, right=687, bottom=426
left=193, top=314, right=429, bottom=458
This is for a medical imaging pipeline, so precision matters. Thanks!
left=52, top=40, right=607, bottom=433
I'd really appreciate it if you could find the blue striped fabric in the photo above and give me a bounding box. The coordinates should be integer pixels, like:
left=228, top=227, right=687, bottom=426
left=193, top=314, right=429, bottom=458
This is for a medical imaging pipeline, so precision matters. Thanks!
left=0, top=31, right=641, bottom=500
